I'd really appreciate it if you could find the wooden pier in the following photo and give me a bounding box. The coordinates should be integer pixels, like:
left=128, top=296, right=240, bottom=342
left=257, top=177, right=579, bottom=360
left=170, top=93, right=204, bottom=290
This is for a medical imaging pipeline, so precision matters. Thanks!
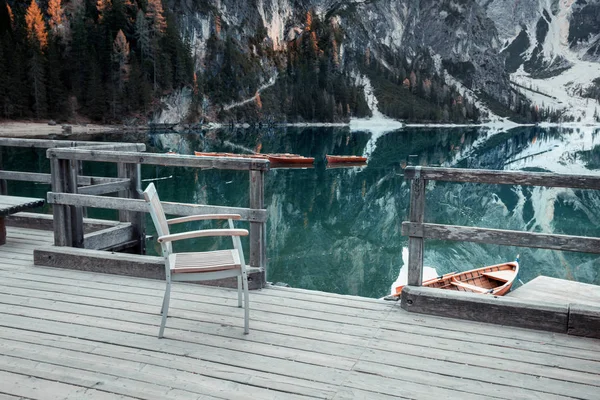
left=0, top=138, right=599, bottom=398
left=0, top=226, right=599, bottom=399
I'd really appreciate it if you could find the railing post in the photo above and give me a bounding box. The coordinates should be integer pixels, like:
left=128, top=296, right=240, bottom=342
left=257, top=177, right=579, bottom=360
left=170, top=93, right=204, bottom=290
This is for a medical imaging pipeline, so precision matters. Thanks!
left=68, top=160, right=84, bottom=247
left=118, top=162, right=145, bottom=253
left=407, top=167, right=426, bottom=286
left=50, top=156, right=72, bottom=246
left=249, top=169, right=265, bottom=275
left=0, top=147, right=7, bottom=195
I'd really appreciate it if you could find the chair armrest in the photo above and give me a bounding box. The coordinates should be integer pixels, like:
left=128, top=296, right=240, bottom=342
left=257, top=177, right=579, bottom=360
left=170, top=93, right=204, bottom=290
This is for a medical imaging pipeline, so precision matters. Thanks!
left=167, top=214, right=242, bottom=225
left=157, top=228, right=249, bottom=243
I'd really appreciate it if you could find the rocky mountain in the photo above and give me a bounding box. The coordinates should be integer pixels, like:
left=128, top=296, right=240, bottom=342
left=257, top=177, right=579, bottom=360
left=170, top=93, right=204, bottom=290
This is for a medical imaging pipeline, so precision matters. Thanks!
left=153, top=0, right=600, bottom=124
left=480, top=0, right=600, bottom=122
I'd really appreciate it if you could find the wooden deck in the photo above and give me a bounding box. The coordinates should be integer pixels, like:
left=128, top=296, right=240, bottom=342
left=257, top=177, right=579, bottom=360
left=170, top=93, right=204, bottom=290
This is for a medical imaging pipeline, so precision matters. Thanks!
left=508, top=276, right=600, bottom=307
left=0, top=227, right=599, bottom=399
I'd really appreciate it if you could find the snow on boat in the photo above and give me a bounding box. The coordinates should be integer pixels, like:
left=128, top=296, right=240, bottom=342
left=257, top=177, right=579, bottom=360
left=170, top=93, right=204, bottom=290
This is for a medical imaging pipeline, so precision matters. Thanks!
left=394, top=261, right=519, bottom=296
left=326, top=155, right=368, bottom=163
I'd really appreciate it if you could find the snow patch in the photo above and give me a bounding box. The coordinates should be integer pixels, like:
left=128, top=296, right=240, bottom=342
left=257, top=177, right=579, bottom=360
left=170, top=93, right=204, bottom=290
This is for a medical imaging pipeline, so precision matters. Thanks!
left=511, top=0, right=600, bottom=123
left=349, top=75, right=404, bottom=155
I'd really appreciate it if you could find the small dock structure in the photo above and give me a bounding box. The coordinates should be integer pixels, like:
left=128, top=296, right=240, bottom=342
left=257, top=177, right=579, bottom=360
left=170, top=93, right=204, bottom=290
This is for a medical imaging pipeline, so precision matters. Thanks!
left=401, top=166, right=600, bottom=337
left=0, top=138, right=598, bottom=398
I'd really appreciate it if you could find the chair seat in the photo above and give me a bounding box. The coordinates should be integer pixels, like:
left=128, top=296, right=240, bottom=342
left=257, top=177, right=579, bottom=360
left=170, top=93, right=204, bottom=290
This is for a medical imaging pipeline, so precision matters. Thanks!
left=169, top=250, right=241, bottom=273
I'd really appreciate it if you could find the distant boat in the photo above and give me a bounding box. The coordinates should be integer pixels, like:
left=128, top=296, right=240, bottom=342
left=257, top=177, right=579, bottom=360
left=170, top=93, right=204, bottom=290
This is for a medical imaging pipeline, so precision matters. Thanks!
left=326, top=155, right=368, bottom=163
left=267, top=154, right=314, bottom=164
left=394, top=261, right=519, bottom=296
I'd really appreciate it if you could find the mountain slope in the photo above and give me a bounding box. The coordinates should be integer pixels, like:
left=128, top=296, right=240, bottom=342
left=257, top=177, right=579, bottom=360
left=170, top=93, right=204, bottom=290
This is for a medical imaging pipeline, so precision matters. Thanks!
left=480, top=0, right=600, bottom=122
left=157, top=0, right=542, bottom=124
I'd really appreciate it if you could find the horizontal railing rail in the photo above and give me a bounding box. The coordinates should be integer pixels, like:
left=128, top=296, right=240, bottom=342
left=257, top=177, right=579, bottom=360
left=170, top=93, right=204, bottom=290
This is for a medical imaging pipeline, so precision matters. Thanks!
left=47, top=148, right=270, bottom=171
left=47, top=193, right=268, bottom=223
left=404, top=166, right=600, bottom=190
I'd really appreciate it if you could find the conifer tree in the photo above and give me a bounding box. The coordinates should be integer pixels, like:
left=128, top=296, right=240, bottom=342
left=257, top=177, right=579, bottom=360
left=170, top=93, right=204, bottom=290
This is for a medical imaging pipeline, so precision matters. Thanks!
left=26, top=0, right=48, bottom=118
left=47, top=0, right=63, bottom=36
left=26, top=0, right=48, bottom=49
left=111, top=29, right=129, bottom=118
left=147, top=0, right=166, bottom=33
left=146, top=0, right=166, bottom=91
left=97, top=0, right=111, bottom=22
left=5, top=3, right=14, bottom=31
left=135, top=9, right=150, bottom=60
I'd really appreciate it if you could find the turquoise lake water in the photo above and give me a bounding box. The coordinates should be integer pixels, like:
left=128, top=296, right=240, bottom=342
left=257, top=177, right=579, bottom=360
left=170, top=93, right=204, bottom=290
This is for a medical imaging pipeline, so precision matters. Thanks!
left=5, top=126, right=599, bottom=298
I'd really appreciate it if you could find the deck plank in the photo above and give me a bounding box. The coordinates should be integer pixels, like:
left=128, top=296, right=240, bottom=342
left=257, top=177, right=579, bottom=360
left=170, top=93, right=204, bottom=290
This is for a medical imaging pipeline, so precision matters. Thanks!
left=0, top=227, right=599, bottom=400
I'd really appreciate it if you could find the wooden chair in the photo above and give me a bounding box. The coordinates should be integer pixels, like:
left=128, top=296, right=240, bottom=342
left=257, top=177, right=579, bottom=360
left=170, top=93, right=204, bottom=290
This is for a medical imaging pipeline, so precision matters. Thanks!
left=143, top=183, right=250, bottom=338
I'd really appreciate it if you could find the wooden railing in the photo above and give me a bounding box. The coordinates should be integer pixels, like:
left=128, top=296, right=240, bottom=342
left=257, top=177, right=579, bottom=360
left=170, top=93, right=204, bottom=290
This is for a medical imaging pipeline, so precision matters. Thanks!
left=46, top=143, right=269, bottom=270
left=403, top=166, right=600, bottom=286
left=0, top=138, right=269, bottom=272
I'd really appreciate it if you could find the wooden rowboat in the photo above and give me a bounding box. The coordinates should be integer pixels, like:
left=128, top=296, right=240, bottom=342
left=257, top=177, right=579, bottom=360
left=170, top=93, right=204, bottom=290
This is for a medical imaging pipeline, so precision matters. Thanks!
left=267, top=154, right=314, bottom=164
left=395, top=261, right=519, bottom=296
left=326, top=155, right=368, bottom=163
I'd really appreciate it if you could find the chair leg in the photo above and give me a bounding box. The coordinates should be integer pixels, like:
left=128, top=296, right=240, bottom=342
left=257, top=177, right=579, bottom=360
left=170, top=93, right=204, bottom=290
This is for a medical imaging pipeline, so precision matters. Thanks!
left=242, top=270, right=249, bottom=334
left=158, top=282, right=171, bottom=339
left=237, top=275, right=242, bottom=308
left=160, top=283, right=169, bottom=315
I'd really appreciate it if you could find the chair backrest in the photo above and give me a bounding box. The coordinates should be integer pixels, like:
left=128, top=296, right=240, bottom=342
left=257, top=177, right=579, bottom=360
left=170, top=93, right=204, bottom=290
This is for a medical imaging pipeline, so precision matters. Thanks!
left=143, top=183, right=172, bottom=255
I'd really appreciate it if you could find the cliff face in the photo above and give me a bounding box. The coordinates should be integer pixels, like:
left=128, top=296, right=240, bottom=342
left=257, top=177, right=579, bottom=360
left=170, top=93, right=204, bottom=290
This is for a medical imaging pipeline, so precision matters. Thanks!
left=154, top=0, right=600, bottom=124
left=154, top=0, right=514, bottom=123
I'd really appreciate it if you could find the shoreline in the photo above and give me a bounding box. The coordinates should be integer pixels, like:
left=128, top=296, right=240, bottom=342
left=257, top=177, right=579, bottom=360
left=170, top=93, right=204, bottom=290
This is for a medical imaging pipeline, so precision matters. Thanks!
left=2, top=120, right=600, bottom=139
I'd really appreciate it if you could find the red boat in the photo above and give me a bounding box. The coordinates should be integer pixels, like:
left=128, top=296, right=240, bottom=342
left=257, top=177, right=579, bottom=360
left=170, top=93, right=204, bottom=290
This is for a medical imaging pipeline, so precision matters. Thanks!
left=267, top=154, right=314, bottom=164
left=326, top=155, right=368, bottom=163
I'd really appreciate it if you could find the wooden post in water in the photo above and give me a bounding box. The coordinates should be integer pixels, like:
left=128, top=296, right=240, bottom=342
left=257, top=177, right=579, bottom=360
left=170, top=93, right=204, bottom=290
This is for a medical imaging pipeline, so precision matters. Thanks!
left=118, top=162, right=145, bottom=253
left=407, top=167, right=426, bottom=286
left=249, top=169, right=265, bottom=273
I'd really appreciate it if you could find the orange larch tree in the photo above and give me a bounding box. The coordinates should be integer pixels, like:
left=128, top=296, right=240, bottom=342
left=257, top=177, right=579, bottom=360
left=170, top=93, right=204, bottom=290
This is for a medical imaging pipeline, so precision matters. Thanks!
left=97, top=0, right=111, bottom=22
left=146, top=0, right=166, bottom=34
left=6, top=3, right=14, bottom=29
left=47, top=0, right=63, bottom=36
left=25, top=0, right=48, bottom=49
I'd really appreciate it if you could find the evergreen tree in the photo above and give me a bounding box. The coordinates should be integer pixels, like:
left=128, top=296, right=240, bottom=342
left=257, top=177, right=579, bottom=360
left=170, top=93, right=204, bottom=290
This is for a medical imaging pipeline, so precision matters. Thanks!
left=111, top=29, right=129, bottom=118
left=146, top=0, right=166, bottom=91
left=134, top=9, right=150, bottom=61
left=47, top=0, right=63, bottom=36
left=26, top=0, right=48, bottom=117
